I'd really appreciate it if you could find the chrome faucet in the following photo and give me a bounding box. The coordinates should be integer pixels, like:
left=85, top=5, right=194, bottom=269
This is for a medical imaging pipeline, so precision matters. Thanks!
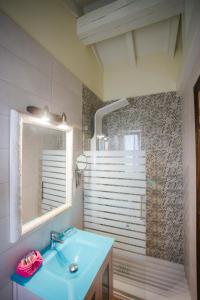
left=50, top=227, right=75, bottom=249
left=50, top=231, right=64, bottom=249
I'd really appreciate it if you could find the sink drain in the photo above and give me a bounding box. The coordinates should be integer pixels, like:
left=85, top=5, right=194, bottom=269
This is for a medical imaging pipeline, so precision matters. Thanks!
left=69, top=263, right=78, bottom=273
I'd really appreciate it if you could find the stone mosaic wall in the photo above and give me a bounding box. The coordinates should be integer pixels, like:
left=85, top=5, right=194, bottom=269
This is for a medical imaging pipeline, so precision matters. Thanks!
left=102, top=92, right=184, bottom=264
left=82, top=85, right=104, bottom=150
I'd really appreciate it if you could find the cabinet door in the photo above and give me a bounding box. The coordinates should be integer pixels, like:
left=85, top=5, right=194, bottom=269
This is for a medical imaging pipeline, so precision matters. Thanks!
left=85, top=280, right=99, bottom=300
left=102, top=265, right=109, bottom=300
left=99, top=251, right=113, bottom=300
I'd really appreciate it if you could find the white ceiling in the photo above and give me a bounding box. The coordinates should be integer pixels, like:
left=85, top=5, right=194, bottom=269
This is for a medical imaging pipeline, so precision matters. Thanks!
left=95, top=16, right=180, bottom=68
left=95, top=34, right=130, bottom=65
left=134, top=20, right=172, bottom=57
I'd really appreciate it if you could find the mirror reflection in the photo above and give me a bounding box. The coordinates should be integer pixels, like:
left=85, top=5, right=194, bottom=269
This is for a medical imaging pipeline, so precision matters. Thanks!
left=22, top=123, right=66, bottom=225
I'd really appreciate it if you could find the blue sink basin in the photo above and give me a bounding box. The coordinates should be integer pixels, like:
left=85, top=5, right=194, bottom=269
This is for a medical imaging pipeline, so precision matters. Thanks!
left=44, top=233, right=101, bottom=280
left=12, top=228, right=114, bottom=300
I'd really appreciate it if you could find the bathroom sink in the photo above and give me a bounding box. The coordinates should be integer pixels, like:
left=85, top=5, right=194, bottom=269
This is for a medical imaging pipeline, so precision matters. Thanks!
left=44, top=233, right=101, bottom=280
left=11, top=228, right=114, bottom=300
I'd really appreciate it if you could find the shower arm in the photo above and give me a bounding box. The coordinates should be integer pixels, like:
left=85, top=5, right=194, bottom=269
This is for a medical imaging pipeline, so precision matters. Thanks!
left=91, top=98, right=129, bottom=151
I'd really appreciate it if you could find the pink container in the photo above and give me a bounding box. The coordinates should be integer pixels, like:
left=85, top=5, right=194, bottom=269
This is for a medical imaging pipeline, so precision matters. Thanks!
left=16, top=250, right=43, bottom=278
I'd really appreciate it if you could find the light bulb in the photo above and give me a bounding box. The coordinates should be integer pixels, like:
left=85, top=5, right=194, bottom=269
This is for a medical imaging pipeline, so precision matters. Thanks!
left=41, top=106, right=50, bottom=122
left=61, top=112, right=67, bottom=124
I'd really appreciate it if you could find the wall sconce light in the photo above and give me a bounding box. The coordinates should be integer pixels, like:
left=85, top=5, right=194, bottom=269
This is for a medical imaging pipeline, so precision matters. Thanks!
left=58, top=112, right=68, bottom=129
left=26, top=106, right=68, bottom=128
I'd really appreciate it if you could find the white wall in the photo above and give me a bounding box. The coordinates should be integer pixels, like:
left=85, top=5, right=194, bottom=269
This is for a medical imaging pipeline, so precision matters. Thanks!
left=0, top=0, right=103, bottom=99
left=0, top=11, right=83, bottom=299
left=103, top=51, right=182, bottom=101
left=179, top=1, right=200, bottom=299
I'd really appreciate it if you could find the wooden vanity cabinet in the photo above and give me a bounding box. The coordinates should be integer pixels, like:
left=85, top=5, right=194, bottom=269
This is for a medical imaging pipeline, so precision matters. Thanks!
left=85, top=248, right=113, bottom=300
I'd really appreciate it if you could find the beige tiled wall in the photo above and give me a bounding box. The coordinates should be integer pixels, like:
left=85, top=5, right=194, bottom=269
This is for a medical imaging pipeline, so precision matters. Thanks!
left=0, top=11, right=83, bottom=299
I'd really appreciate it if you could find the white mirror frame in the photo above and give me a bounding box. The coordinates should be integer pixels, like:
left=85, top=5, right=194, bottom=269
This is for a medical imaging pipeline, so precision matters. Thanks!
left=10, top=110, right=73, bottom=243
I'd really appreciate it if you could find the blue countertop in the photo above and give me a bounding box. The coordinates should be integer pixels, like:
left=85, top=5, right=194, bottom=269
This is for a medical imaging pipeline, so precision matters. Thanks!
left=11, top=229, right=114, bottom=300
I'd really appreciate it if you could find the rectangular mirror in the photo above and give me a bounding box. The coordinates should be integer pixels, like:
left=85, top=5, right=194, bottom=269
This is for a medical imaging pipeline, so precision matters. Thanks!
left=10, top=110, right=73, bottom=242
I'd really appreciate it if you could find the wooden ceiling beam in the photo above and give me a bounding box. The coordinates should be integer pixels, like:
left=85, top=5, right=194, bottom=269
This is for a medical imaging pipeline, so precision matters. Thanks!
left=91, top=45, right=104, bottom=70
left=167, top=16, right=180, bottom=58
left=77, top=0, right=184, bottom=45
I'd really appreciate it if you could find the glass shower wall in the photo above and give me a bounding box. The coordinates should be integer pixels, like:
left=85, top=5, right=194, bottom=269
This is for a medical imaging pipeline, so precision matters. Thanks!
left=83, top=89, right=184, bottom=299
left=101, top=92, right=184, bottom=264
left=84, top=149, right=146, bottom=259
